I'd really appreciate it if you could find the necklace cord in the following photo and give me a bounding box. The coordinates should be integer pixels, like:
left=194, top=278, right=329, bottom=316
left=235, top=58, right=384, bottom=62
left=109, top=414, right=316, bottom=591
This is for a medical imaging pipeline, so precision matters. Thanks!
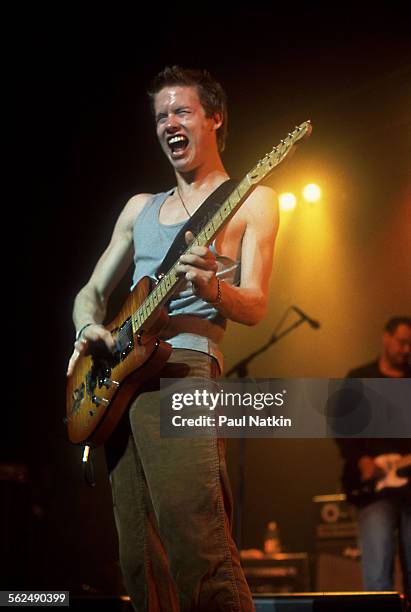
left=176, top=186, right=192, bottom=218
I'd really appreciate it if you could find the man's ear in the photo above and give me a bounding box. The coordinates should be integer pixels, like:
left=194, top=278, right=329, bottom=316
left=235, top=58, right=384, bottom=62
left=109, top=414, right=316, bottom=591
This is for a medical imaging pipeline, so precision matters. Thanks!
left=212, top=112, right=223, bottom=131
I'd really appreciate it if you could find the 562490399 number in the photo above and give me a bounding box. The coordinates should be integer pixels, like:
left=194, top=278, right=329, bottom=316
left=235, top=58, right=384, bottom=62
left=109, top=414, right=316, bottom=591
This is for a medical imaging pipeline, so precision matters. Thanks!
left=0, top=592, right=69, bottom=607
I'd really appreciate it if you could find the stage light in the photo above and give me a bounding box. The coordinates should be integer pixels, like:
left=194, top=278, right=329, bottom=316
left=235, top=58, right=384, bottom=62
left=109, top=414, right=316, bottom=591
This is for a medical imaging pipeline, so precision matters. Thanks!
left=279, top=192, right=297, bottom=211
left=302, top=183, right=321, bottom=202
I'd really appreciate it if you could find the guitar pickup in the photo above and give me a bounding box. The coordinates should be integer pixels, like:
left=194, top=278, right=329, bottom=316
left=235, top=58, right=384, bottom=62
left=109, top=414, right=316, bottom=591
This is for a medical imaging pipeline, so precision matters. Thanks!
left=86, top=368, right=97, bottom=397
left=71, top=382, right=85, bottom=415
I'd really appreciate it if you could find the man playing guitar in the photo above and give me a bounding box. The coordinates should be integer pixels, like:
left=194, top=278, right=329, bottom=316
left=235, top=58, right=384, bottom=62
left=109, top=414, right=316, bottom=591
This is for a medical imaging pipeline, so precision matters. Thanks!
left=66, top=66, right=279, bottom=611
left=336, top=316, right=411, bottom=596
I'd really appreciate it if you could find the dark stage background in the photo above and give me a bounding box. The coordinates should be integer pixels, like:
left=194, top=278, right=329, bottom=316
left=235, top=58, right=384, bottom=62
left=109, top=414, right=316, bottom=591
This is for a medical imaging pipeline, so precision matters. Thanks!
left=5, top=7, right=410, bottom=594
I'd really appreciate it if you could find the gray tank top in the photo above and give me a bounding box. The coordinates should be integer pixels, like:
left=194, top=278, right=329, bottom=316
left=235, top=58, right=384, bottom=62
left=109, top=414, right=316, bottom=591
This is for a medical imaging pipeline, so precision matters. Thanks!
left=131, top=190, right=241, bottom=371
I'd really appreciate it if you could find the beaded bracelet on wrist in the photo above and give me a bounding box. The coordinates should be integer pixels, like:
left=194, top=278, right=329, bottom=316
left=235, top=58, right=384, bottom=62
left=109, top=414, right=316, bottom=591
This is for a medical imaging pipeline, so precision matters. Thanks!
left=207, top=277, right=222, bottom=305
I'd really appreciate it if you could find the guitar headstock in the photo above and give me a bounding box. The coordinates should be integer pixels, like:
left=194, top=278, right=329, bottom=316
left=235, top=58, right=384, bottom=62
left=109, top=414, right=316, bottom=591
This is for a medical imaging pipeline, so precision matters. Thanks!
left=247, top=120, right=312, bottom=185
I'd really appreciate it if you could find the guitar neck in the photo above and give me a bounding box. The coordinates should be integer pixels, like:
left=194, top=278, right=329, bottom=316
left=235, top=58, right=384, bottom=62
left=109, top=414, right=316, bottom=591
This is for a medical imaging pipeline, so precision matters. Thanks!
left=130, top=124, right=310, bottom=334
left=130, top=175, right=254, bottom=333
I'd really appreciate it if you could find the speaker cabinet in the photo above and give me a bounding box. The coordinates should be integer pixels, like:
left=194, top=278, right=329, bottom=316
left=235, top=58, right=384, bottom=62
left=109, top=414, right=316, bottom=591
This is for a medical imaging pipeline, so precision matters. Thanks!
left=241, top=553, right=310, bottom=594
left=313, top=494, right=404, bottom=592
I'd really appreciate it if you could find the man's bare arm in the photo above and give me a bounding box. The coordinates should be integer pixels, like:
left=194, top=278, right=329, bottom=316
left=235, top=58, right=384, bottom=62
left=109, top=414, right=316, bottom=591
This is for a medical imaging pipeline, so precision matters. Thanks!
left=67, top=193, right=150, bottom=375
left=178, top=185, right=279, bottom=325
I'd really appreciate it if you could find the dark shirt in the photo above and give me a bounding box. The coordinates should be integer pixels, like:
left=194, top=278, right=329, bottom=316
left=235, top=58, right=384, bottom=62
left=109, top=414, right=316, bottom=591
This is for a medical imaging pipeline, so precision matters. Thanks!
left=347, top=359, right=411, bottom=379
left=336, top=359, right=411, bottom=505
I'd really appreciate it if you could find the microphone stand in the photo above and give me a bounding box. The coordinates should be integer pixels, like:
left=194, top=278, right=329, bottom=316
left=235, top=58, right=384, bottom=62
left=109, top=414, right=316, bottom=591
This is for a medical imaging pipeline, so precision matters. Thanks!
left=226, top=314, right=310, bottom=550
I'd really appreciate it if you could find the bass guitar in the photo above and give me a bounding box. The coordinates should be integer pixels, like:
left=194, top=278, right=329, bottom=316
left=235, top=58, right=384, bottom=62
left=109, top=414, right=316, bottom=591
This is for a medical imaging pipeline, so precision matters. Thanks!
left=343, top=453, right=411, bottom=505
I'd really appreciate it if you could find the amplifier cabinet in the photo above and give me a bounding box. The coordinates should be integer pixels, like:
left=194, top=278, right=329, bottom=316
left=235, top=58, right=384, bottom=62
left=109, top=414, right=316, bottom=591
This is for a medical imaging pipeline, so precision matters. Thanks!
left=241, top=553, right=310, bottom=594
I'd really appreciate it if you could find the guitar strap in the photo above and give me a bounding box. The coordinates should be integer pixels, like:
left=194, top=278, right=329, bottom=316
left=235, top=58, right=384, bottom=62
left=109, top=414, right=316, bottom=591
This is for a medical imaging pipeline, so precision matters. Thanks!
left=156, top=178, right=239, bottom=279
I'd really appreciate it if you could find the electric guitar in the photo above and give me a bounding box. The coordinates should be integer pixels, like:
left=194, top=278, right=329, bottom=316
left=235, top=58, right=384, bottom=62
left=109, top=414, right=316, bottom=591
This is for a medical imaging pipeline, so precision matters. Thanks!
left=66, top=120, right=312, bottom=447
left=343, top=453, right=411, bottom=505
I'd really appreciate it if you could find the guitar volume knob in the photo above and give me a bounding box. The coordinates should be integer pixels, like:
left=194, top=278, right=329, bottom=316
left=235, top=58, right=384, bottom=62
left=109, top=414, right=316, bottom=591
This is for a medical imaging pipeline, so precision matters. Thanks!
left=103, top=378, right=120, bottom=388
left=92, top=395, right=110, bottom=406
